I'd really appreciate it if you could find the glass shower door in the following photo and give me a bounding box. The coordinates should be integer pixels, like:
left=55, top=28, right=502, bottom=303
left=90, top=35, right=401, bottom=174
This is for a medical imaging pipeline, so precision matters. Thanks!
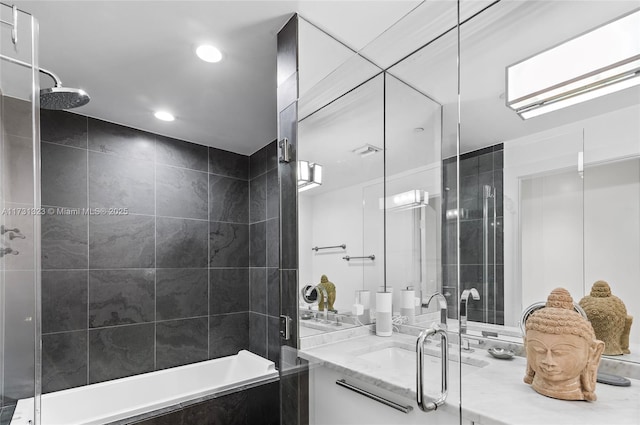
left=0, top=3, right=41, bottom=424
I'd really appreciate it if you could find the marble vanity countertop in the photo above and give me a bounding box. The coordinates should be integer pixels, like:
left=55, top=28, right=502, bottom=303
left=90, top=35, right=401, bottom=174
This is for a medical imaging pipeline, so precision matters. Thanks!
left=299, top=332, right=640, bottom=425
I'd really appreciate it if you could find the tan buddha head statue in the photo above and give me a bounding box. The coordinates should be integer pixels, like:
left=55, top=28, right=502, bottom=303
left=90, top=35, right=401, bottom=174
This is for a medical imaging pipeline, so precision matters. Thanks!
left=317, top=275, right=337, bottom=312
left=523, top=288, right=605, bottom=401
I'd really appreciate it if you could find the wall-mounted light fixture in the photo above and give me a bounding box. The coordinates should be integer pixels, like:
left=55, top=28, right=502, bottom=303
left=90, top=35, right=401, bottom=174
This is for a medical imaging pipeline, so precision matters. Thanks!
left=379, top=190, right=428, bottom=211
left=506, top=9, right=640, bottom=119
left=298, top=160, right=323, bottom=192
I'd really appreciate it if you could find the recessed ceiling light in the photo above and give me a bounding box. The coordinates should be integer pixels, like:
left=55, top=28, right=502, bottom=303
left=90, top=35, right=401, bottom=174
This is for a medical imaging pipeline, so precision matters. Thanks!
left=196, top=45, right=222, bottom=63
left=154, top=111, right=175, bottom=122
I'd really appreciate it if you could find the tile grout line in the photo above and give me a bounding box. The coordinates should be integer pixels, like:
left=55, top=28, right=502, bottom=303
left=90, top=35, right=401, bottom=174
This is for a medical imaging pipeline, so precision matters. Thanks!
left=85, top=116, right=90, bottom=385
left=153, top=136, right=157, bottom=372
left=207, top=147, right=211, bottom=360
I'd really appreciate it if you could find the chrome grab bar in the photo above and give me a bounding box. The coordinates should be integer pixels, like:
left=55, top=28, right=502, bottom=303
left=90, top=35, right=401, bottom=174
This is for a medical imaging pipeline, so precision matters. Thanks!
left=342, top=255, right=375, bottom=261
left=336, top=379, right=413, bottom=414
left=312, top=244, right=346, bottom=251
left=416, top=326, right=448, bottom=412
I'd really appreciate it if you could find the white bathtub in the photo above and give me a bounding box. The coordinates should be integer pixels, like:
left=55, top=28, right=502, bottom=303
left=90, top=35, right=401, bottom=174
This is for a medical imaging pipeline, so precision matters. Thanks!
left=11, top=350, right=278, bottom=425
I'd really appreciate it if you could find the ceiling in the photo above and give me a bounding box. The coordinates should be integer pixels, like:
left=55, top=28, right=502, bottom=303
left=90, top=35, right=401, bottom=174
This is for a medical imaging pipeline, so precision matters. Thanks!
left=14, top=0, right=421, bottom=155
left=296, top=0, right=640, bottom=195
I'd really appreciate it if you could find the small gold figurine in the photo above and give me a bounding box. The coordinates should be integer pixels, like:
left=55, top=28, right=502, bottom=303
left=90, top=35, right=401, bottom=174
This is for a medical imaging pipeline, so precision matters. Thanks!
left=579, top=280, right=632, bottom=355
left=317, top=275, right=337, bottom=313
left=524, top=288, right=605, bottom=401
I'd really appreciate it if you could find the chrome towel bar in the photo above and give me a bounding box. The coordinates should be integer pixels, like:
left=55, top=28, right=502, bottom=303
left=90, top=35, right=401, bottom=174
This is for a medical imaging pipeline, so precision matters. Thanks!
left=342, top=255, right=375, bottom=261
left=312, top=244, right=346, bottom=251
left=335, top=379, right=413, bottom=413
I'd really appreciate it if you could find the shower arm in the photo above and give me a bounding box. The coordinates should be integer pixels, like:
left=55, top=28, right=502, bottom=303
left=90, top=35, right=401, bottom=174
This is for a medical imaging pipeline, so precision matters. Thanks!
left=0, top=53, right=62, bottom=87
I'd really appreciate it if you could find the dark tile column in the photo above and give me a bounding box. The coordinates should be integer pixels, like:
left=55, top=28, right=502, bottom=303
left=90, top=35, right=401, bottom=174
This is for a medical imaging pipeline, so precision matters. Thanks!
left=278, top=14, right=309, bottom=425
left=442, top=144, right=504, bottom=325
left=249, top=141, right=280, bottom=363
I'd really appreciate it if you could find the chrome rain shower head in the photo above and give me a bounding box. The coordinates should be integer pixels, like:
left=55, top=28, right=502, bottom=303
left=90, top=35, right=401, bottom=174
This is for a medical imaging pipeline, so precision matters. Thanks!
left=37, top=66, right=90, bottom=110
left=40, top=86, right=90, bottom=110
left=0, top=53, right=90, bottom=110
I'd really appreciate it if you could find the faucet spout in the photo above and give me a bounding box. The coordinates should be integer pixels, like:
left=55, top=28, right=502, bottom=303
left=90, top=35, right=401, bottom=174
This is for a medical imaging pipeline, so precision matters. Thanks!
left=316, top=286, right=329, bottom=322
left=459, top=288, right=480, bottom=334
left=424, top=292, right=448, bottom=329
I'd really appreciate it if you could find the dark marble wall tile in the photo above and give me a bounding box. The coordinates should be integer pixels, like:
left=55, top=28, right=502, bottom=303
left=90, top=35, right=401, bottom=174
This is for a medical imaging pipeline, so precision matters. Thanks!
left=250, top=268, right=267, bottom=314
left=209, top=313, right=249, bottom=359
left=4, top=134, right=34, bottom=205
left=267, top=268, right=280, bottom=317
left=88, top=118, right=155, bottom=161
left=89, top=214, right=155, bottom=268
left=250, top=146, right=267, bottom=179
left=41, top=213, right=88, bottom=269
left=41, top=142, right=87, bottom=208
left=267, top=316, right=280, bottom=366
left=89, top=152, right=154, bottom=215
left=42, top=270, right=87, bottom=333
left=3, top=271, right=35, bottom=403
left=209, top=147, right=249, bottom=180
left=249, top=174, right=266, bottom=223
left=89, top=323, right=155, bottom=383
left=460, top=155, right=478, bottom=177
left=266, top=168, right=279, bottom=220
left=156, top=165, right=208, bottom=220
left=134, top=410, right=184, bottom=425
left=461, top=174, right=480, bottom=218
left=478, top=151, right=494, bottom=174
left=42, top=331, right=87, bottom=393
left=209, top=175, right=249, bottom=223
left=156, top=268, right=208, bottom=320
left=208, top=390, right=248, bottom=425
left=89, top=269, right=155, bottom=327
left=0, top=407, right=16, bottom=425
left=248, top=381, right=279, bottom=425
left=2, top=96, right=33, bottom=138
left=459, top=219, right=481, bottom=265
left=180, top=402, right=208, bottom=425
left=156, top=135, right=208, bottom=172
left=156, top=317, right=208, bottom=370
left=40, top=109, right=87, bottom=148
left=280, top=372, right=300, bottom=425
left=250, top=222, right=266, bottom=267
left=266, top=141, right=278, bottom=172
left=210, top=268, right=249, bottom=315
left=279, top=103, right=298, bottom=270
left=156, top=217, right=208, bottom=268
left=280, top=270, right=298, bottom=346
left=209, top=222, right=249, bottom=267
left=249, top=313, right=267, bottom=358
left=266, top=218, right=279, bottom=268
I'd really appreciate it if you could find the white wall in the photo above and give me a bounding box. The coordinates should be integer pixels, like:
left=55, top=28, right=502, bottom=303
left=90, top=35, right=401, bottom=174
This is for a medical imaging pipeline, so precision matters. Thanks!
left=299, top=180, right=382, bottom=314
left=504, top=104, right=640, bottom=345
left=299, top=163, right=442, bottom=315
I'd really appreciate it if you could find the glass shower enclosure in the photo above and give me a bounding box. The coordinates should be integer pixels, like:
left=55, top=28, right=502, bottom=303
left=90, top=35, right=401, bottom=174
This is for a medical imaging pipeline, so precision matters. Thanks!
left=0, top=3, right=41, bottom=424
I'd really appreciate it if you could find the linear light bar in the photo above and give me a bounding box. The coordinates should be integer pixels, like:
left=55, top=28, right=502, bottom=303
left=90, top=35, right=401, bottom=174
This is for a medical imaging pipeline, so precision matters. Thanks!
left=506, top=9, right=640, bottom=119
left=379, top=190, right=428, bottom=211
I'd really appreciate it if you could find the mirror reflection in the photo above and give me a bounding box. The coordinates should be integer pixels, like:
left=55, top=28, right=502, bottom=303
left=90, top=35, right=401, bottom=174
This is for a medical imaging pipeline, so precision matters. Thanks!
left=296, top=0, right=639, bottom=365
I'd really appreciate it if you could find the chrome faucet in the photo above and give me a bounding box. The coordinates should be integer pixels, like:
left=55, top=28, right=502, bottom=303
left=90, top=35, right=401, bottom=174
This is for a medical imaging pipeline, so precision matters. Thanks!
left=459, top=288, right=480, bottom=334
left=424, top=292, right=448, bottom=329
left=316, top=286, right=329, bottom=322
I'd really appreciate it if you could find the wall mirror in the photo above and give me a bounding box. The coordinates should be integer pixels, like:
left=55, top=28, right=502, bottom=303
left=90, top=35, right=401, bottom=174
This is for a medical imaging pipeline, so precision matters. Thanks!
left=296, top=0, right=640, bottom=366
